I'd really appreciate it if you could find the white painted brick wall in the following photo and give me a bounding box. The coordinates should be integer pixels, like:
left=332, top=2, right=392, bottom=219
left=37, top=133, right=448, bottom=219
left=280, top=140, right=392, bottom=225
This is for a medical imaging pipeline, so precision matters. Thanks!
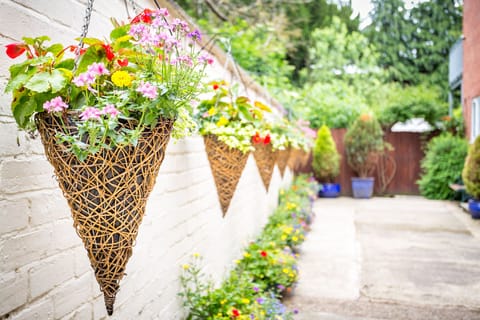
left=0, top=1, right=293, bottom=319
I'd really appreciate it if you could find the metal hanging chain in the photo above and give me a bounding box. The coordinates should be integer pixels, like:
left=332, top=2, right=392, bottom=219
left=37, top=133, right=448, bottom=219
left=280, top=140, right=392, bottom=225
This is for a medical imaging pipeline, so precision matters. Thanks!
left=73, top=0, right=95, bottom=74
left=128, top=0, right=139, bottom=15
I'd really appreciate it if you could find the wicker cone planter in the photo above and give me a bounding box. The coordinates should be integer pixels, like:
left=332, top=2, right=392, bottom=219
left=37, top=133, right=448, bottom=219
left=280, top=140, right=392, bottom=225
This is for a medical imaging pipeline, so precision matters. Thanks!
left=276, top=148, right=290, bottom=177
left=204, top=135, right=249, bottom=216
left=253, top=144, right=278, bottom=190
left=287, top=148, right=301, bottom=171
left=36, top=112, right=174, bottom=315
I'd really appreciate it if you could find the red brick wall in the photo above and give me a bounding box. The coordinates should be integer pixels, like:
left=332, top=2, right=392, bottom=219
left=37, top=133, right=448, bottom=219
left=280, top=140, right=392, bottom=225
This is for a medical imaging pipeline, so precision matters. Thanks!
left=463, top=0, right=480, bottom=139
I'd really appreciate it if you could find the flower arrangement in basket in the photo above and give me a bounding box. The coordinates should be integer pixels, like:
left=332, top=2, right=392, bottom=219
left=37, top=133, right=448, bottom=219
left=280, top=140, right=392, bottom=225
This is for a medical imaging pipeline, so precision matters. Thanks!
left=4, top=6, right=212, bottom=315
left=251, top=117, right=291, bottom=190
left=284, top=123, right=312, bottom=173
left=195, top=81, right=271, bottom=214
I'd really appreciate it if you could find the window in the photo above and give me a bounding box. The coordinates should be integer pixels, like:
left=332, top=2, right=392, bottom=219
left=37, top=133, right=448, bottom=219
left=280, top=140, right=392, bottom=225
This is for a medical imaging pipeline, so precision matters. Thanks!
left=472, top=97, right=480, bottom=142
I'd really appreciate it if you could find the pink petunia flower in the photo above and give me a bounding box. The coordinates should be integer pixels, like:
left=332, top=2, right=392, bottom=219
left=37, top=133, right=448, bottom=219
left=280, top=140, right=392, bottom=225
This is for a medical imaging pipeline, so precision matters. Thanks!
left=87, top=62, right=110, bottom=76
left=80, top=106, right=102, bottom=120
left=102, top=104, right=120, bottom=117
left=136, top=81, right=158, bottom=99
left=43, top=96, right=69, bottom=113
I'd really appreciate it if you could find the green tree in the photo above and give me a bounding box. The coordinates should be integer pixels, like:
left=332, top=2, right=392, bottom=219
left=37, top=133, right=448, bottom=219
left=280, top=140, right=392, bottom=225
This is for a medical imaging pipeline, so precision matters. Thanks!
left=367, top=0, right=462, bottom=88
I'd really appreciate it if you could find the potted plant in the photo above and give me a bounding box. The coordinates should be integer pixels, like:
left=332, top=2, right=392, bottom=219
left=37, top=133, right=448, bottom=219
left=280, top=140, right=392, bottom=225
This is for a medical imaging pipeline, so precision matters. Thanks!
left=312, top=125, right=341, bottom=197
left=344, top=114, right=385, bottom=198
left=462, top=135, right=480, bottom=219
left=4, top=7, right=211, bottom=315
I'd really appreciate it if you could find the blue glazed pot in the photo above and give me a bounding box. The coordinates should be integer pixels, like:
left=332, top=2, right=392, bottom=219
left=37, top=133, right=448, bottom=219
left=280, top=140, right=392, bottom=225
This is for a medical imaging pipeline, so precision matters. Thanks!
left=318, top=183, right=341, bottom=198
left=351, top=177, right=374, bottom=199
left=468, top=199, right=480, bottom=219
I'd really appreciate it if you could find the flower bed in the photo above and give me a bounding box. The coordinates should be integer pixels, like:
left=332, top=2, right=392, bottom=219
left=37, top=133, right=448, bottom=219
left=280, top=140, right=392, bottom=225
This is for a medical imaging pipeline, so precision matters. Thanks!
left=179, top=175, right=317, bottom=319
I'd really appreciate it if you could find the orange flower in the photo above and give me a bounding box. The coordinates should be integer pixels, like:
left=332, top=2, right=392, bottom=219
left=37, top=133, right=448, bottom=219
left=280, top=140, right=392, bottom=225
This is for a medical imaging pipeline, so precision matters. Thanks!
left=359, top=114, right=371, bottom=122
left=260, top=250, right=267, bottom=258
left=252, top=132, right=262, bottom=144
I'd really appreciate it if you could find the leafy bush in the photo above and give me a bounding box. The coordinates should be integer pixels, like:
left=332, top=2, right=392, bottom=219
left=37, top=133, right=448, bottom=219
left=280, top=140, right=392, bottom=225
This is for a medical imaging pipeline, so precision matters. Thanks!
left=344, top=114, right=385, bottom=177
left=312, top=125, right=340, bottom=182
left=463, top=136, right=480, bottom=199
left=377, top=84, right=448, bottom=128
left=418, top=133, right=468, bottom=199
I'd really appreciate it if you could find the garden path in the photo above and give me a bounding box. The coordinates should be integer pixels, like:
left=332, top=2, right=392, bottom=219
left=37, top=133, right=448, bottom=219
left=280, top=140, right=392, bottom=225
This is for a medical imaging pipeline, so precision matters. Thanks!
left=285, top=196, right=480, bottom=320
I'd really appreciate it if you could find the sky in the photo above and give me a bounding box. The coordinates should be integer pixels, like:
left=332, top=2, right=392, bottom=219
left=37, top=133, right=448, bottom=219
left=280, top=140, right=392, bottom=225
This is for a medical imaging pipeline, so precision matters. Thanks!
left=351, top=0, right=425, bottom=29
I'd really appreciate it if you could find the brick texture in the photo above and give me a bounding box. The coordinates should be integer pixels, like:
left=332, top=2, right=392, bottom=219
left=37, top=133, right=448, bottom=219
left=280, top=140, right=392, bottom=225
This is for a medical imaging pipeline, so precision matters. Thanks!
left=463, top=0, right=480, bottom=139
left=0, top=0, right=292, bottom=319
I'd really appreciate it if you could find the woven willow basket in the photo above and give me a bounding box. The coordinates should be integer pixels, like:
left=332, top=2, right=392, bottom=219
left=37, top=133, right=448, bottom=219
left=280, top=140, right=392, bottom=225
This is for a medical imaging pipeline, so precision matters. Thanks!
left=204, top=135, right=249, bottom=216
left=36, top=112, right=174, bottom=315
left=253, top=143, right=278, bottom=190
left=276, top=148, right=290, bottom=177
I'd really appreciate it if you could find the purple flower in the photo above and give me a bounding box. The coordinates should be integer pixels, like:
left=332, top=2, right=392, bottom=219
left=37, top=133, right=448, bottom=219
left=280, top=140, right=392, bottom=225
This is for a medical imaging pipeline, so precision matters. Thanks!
left=136, top=81, right=158, bottom=99
left=256, top=297, right=264, bottom=304
left=294, top=309, right=299, bottom=314
left=277, top=284, right=285, bottom=291
left=156, top=8, right=169, bottom=17
left=43, top=96, right=68, bottom=113
left=129, top=24, right=147, bottom=37
left=198, top=52, right=214, bottom=65
left=171, top=18, right=189, bottom=33
left=80, top=107, right=102, bottom=120
left=102, top=104, right=120, bottom=117
left=253, top=286, right=259, bottom=293
left=187, top=29, right=202, bottom=42
left=87, top=62, right=109, bottom=76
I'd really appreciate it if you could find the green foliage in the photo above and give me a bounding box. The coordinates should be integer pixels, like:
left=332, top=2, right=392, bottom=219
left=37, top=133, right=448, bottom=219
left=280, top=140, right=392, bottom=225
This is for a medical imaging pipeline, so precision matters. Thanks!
left=312, top=125, right=340, bottom=182
left=462, top=136, right=480, bottom=199
left=298, top=80, right=367, bottom=129
left=198, top=18, right=294, bottom=91
left=376, top=84, right=448, bottom=128
left=344, top=114, right=385, bottom=177
left=305, top=17, right=379, bottom=84
left=418, top=133, right=468, bottom=199
left=179, top=175, right=317, bottom=320
left=367, top=0, right=462, bottom=88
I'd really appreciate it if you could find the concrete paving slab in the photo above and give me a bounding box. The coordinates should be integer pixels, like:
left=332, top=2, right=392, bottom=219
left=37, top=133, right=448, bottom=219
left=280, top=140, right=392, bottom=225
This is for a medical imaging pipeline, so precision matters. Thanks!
left=285, top=196, right=480, bottom=320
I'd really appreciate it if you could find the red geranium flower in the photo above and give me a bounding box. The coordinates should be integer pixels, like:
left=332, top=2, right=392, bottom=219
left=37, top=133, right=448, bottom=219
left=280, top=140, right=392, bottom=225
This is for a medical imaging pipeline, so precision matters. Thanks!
left=117, top=58, right=129, bottom=67
left=260, top=250, right=267, bottom=258
left=231, top=309, right=240, bottom=317
left=252, top=132, right=261, bottom=144
left=102, top=44, right=115, bottom=61
left=213, top=83, right=219, bottom=90
left=131, top=8, right=153, bottom=24
left=5, top=43, right=27, bottom=59
left=263, top=134, right=271, bottom=145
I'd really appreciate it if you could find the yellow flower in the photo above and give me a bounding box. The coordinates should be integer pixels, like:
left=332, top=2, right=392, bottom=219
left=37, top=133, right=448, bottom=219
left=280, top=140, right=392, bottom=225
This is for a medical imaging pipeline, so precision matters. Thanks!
left=111, top=70, right=132, bottom=87
left=243, top=252, right=251, bottom=258
left=282, top=268, right=289, bottom=274
left=182, top=264, right=190, bottom=270
left=208, top=107, right=216, bottom=116
left=216, top=116, right=229, bottom=126
left=281, top=235, right=287, bottom=241
left=220, top=299, right=227, bottom=305
left=289, top=272, right=295, bottom=278
left=235, top=259, right=241, bottom=264
left=193, top=252, right=201, bottom=258
left=241, top=298, right=250, bottom=304
left=292, top=236, right=298, bottom=242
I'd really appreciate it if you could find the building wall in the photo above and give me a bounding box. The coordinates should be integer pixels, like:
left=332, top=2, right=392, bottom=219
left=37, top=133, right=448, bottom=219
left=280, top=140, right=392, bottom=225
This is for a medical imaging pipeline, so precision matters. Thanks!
left=0, top=1, right=292, bottom=319
left=462, top=0, right=480, bottom=139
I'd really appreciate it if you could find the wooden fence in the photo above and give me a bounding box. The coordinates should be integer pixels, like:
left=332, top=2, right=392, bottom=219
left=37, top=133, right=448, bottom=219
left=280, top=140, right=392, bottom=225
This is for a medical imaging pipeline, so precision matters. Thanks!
left=298, top=129, right=433, bottom=196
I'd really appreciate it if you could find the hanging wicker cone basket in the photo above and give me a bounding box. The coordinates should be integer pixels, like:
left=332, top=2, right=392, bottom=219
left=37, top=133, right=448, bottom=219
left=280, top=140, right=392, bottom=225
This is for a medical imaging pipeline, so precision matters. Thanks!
left=301, top=149, right=311, bottom=168
left=287, top=148, right=301, bottom=171
left=36, top=112, right=174, bottom=315
left=276, top=148, right=291, bottom=178
left=253, top=143, right=278, bottom=190
left=204, top=135, right=249, bottom=216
